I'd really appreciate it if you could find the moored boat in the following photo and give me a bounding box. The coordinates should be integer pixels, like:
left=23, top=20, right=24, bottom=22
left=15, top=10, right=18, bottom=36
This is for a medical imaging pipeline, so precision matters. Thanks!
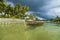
left=25, top=20, right=44, bottom=25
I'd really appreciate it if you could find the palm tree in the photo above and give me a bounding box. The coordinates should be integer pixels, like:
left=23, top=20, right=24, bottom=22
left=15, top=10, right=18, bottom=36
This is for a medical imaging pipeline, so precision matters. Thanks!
left=20, top=6, right=29, bottom=18
left=5, top=4, right=13, bottom=17
left=0, top=0, right=6, bottom=16
left=0, top=0, right=4, bottom=2
left=28, top=14, right=34, bottom=19
left=14, top=3, right=21, bottom=15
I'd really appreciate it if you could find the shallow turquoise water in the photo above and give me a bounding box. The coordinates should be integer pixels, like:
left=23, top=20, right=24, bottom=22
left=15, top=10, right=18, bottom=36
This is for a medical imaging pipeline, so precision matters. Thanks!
left=25, top=22, right=60, bottom=40
left=0, top=22, right=60, bottom=40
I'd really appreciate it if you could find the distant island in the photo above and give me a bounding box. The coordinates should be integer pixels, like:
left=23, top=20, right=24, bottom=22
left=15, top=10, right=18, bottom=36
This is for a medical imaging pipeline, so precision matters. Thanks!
left=50, top=16, right=60, bottom=22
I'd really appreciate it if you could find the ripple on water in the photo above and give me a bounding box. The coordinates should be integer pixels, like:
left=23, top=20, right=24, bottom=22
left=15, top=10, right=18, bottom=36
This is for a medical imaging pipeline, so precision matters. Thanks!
left=25, top=22, right=60, bottom=40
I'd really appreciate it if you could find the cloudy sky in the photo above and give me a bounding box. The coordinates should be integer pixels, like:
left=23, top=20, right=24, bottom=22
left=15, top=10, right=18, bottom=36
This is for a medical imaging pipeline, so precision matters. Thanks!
left=5, top=0, right=60, bottom=19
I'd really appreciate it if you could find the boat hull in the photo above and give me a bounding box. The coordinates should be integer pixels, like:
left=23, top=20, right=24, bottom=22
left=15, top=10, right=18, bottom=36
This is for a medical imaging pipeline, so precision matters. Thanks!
left=25, top=21, right=44, bottom=25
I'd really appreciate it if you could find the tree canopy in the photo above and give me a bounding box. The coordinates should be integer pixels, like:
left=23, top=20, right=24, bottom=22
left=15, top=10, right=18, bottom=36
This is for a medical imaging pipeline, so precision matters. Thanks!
left=51, top=16, right=60, bottom=22
left=0, top=0, right=29, bottom=19
left=0, top=0, right=4, bottom=2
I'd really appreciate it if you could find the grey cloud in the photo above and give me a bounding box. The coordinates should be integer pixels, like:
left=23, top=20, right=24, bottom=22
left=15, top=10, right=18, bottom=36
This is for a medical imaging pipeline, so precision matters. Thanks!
left=6, top=0, right=59, bottom=19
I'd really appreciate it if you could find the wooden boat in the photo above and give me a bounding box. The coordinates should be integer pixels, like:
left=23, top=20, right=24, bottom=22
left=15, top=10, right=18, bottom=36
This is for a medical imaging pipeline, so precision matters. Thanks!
left=25, top=20, right=44, bottom=25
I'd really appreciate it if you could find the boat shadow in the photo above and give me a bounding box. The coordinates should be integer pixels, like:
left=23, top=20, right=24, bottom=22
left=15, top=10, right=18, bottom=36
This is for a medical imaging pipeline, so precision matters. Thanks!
left=26, top=24, right=43, bottom=30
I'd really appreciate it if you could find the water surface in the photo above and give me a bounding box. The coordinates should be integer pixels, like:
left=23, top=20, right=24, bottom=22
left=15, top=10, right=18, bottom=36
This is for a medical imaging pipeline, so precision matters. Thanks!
left=0, top=22, right=60, bottom=40
left=25, top=22, right=60, bottom=40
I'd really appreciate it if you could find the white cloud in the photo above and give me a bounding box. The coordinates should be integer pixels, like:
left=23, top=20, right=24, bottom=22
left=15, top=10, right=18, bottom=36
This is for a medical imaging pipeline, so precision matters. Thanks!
left=41, top=0, right=60, bottom=9
left=25, top=11, right=34, bottom=15
left=41, top=0, right=60, bottom=17
left=6, top=1, right=14, bottom=7
left=46, top=7, right=60, bottom=17
left=6, top=0, right=60, bottom=19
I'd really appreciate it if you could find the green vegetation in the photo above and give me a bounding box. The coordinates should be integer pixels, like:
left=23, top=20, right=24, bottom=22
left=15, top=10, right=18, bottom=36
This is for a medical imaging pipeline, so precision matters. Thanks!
left=0, top=0, right=59, bottom=40
left=0, top=0, right=29, bottom=19
left=28, top=14, right=34, bottom=19
left=0, top=0, right=4, bottom=2
left=50, top=16, right=60, bottom=22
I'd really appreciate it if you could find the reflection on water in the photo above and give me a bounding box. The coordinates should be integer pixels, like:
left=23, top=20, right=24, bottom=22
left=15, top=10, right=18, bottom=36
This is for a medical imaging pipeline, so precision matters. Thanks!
left=25, top=22, right=60, bottom=40
left=26, top=22, right=60, bottom=30
left=26, top=23, right=43, bottom=30
left=53, top=23, right=60, bottom=27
